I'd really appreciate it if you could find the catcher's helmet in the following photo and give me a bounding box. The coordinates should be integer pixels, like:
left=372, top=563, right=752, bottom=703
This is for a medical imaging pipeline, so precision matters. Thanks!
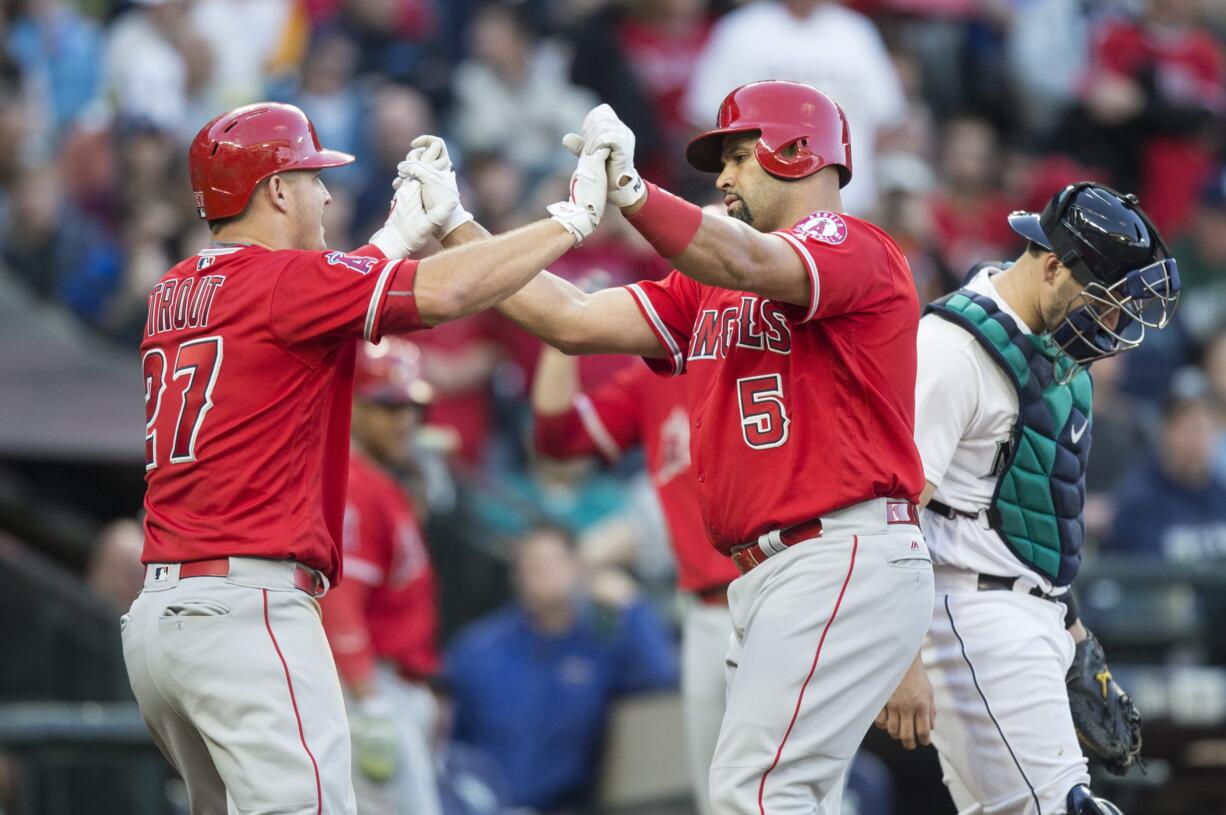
left=685, top=80, right=852, bottom=185
left=355, top=338, right=433, bottom=407
left=1009, top=182, right=1180, bottom=369
left=189, top=102, right=354, bottom=220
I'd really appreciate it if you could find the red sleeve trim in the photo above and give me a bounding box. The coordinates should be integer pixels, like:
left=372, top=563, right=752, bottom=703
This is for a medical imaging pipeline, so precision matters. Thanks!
left=367, top=259, right=422, bottom=342
left=772, top=232, right=821, bottom=322
left=626, top=283, right=685, bottom=375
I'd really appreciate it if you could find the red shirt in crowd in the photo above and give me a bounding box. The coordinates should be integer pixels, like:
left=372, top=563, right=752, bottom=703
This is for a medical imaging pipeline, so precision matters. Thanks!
left=140, top=244, right=423, bottom=585
left=930, top=193, right=1018, bottom=277
left=625, top=211, right=924, bottom=553
left=1089, top=18, right=1225, bottom=232
left=534, top=361, right=740, bottom=593
left=321, top=450, right=440, bottom=684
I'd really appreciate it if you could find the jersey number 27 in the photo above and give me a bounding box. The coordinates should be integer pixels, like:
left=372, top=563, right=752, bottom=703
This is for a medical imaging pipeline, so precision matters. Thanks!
left=143, top=337, right=223, bottom=470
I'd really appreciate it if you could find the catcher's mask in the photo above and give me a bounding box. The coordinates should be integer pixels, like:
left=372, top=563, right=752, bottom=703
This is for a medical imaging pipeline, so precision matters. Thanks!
left=1009, top=182, right=1180, bottom=380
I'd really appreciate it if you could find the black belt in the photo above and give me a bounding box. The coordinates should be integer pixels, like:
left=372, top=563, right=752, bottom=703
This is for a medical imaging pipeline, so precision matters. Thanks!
left=977, top=573, right=1059, bottom=602
left=925, top=498, right=978, bottom=521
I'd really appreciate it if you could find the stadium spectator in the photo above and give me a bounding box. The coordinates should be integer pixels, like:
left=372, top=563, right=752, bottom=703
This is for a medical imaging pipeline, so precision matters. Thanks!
left=1203, top=328, right=1226, bottom=485
left=1083, top=354, right=1147, bottom=540
left=570, top=0, right=712, bottom=191
left=683, top=0, right=906, bottom=214
left=463, top=150, right=529, bottom=234
left=1171, top=168, right=1226, bottom=340
left=433, top=683, right=515, bottom=815
left=873, top=151, right=951, bottom=303
left=189, top=0, right=298, bottom=115
left=98, top=0, right=211, bottom=139
left=1108, top=367, right=1226, bottom=561
left=0, top=163, right=121, bottom=326
left=279, top=29, right=365, bottom=186
left=86, top=519, right=145, bottom=612
left=4, top=0, right=102, bottom=141
left=929, top=115, right=1016, bottom=276
left=1070, top=0, right=1225, bottom=233
left=353, top=81, right=435, bottom=230
left=452, top=3, right=595, bottom=179
left=1005, top=0, right=1090, bottom=135
left=445, top=525, right=677, bottom=813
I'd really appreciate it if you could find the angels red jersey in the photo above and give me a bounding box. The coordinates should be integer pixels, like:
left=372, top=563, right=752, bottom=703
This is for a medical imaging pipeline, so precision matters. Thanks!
left=534, top=361, right=740, bottom=593
left=140, top=244, right=424, bottom=584
left=321, top=450, right=439, bottom=683
left=625, top=211, right=924, bottom=554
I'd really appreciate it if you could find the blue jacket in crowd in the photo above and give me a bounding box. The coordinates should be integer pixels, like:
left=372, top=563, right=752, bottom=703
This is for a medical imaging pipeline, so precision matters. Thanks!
left=1109, top=457, right=1226, bottom=561
left=445, top=599, right=679, bottom=812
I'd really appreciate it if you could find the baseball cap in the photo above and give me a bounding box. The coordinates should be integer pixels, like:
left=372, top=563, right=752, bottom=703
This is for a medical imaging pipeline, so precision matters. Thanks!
left=354, top=338, right=433, bottom=407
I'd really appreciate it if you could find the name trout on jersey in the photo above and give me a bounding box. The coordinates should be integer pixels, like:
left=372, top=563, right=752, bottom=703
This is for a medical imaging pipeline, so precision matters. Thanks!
left=689, top=295, right=792, bottom=361
left=146, top=274, right=225, bottom=337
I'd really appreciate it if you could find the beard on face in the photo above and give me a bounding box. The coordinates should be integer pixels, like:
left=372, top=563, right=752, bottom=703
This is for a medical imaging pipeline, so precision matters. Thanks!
left=729, top=196, right=754, bottom=226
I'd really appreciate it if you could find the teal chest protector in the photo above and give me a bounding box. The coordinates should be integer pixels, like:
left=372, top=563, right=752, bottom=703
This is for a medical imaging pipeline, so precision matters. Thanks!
left=926, top=287, right=1093, bottom=586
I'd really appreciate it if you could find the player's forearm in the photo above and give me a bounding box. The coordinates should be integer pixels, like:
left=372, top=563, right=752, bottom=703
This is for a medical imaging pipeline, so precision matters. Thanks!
left=532, top=346, right=582, bottom=415
left=414, top=219, right=573, bottom=326
left=497, top=271, right=600, bottom=354
left=622, top=183, right=806, bottom=305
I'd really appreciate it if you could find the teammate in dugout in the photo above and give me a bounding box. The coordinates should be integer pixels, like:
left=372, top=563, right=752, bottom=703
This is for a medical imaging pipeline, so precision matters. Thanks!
left=876, top=184, right=1175, bottom=814
left=531, top=344, right=739, bottom=815
left=401, top=79, right=935, bottom=814
left=122, top=102, right=617, bottom=814
left=320, top=338, right=443, bottom=815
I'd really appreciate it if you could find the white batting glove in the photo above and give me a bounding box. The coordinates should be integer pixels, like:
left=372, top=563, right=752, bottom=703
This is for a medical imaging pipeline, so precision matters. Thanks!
left=563, top=104, right=644, bottom=208
left=395, top=135, right=474, bottom=238
left=548, top=146, right=610, bottom=246
left=368, top=177, right=457, bottom=259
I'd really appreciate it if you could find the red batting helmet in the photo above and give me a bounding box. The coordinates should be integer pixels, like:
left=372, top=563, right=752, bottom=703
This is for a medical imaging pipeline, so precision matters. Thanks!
left=685, top=81, right=852, bottom=185
left=355, top=338, right=434, bottom=407
left=188, top=102, right=355, bottom=220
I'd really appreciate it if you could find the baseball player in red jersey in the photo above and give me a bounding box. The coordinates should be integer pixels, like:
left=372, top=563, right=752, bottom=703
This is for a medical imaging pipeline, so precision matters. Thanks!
left=321, top=338, right=442, bottom=815
left=531, top=347, right=739, bottom=815
left=401, top=80, right=935, bottom=814
left=122, top=102, right=615, bottom=815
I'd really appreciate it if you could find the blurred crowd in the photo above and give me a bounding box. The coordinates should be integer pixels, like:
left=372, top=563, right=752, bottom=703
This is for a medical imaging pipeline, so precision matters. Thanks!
left=4, top=0, right=1226, bottom=811
left=3, top=0, right=1225, bottom=559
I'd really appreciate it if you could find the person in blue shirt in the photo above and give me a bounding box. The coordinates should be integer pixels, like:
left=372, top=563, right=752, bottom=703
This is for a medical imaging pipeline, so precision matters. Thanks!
left=1108, top=367, right=1226, bottom=562
left=445, top=524, right=679, bottom=813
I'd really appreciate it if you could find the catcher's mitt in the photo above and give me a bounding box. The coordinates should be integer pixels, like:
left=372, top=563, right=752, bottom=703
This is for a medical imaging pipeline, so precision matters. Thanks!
left=1066, top=630, right=1144, bottom=776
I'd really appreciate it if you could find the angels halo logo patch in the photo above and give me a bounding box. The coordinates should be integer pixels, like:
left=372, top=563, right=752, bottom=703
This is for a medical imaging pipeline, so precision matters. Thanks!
left=797, top=211, right=848, bottom=245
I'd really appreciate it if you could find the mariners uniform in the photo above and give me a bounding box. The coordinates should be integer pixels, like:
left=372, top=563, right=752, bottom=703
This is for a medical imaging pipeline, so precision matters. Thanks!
left=532, top=361, right=739, bottom=815
left=628, top=207, right=934, bottom=814
left=911, top=181, right=1181, bottom=815
left=916, top=268, right=1089, bottom=814
left=322, top=447, right=442, bottom=815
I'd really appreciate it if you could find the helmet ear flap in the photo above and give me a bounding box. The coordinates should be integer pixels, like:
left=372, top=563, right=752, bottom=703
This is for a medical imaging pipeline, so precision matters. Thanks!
left=755, top=136, right=820, bottom=180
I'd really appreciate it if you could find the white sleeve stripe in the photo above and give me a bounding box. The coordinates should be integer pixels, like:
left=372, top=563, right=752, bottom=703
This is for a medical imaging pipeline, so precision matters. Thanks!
left=627, top=284, right=684, bottom=374
left=364, top=259, right=401, bottom=342
left=344, top=558, right=384, bottom=585
left=573, top=394, right=622, bottom=461
left=775, top=232, right=821, bottom=321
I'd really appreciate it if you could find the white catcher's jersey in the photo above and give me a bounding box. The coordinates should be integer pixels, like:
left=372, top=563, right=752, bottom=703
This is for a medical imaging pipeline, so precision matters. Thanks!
left=915, top=269, right=1056, bottom=593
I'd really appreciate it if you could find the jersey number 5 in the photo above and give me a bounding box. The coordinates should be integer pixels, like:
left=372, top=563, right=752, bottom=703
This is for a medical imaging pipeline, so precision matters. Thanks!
left=737, top=374, right=790, bottom=449
left=143, top=336, right=223, bottom=470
